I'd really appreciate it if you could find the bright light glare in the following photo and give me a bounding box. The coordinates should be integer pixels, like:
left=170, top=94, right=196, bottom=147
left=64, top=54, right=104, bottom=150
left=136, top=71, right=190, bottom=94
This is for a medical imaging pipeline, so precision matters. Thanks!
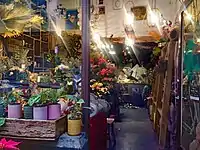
left=150, top=10, right=159, bottom=26
left=93, top=33, right=100, bottom=42
left=197, top=38, right=200, bottom=43
left=109, top=50, right=116, bottom=55
left=125, top=38, right=134, bottom=46
left=126, top=13, right=134, bottom=25
left=101, top=44, right=106, bottom=49
left=55, top=27, right=62, bottom=37
left=186, top=13, right=192, bottom=21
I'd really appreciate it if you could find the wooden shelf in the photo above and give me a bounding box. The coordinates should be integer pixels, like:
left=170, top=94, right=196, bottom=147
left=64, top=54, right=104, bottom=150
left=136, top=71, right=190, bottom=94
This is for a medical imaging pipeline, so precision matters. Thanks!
left=151, top=41, right=176, bottom=148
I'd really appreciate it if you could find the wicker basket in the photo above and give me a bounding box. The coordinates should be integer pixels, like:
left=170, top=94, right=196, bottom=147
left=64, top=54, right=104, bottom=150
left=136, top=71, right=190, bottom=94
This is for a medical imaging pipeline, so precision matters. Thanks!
left=68, top=119, right=82, bottom=136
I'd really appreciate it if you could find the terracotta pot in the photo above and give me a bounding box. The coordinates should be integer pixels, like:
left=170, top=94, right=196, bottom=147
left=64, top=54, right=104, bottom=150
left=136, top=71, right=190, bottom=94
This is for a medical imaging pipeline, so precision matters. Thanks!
left=68, top=119, right=82, bottom=136
left=8, top=103, right=22, bottom=119
left=33, top=105, right=47, bottom=120
left=48, top=103, right=61, bottom=120
left=24, top=105, right=33, bottom=119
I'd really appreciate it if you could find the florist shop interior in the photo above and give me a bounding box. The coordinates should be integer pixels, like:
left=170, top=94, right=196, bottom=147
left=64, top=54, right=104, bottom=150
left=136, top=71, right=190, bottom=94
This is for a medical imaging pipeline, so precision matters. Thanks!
left=0, top=0, right=200, bottom=150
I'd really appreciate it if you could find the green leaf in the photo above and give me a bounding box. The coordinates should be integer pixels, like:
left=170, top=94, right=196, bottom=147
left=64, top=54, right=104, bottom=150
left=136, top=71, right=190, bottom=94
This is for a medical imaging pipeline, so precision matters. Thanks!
left=0, top=97, right=4, bottom=105
left=77, top=99, right=84, bottom=104
left=28, top=94, right=41, bottom=106
left=0, top=118, right=5, bottom=127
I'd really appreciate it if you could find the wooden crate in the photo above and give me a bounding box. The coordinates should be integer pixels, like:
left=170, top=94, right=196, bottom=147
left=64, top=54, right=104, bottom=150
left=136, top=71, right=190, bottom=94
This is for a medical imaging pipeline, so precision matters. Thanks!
left=0, top=115, right=67, bottom=141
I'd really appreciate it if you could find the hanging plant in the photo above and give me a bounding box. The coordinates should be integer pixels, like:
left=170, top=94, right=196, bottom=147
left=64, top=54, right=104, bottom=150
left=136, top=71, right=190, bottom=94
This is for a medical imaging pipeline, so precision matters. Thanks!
left=0, top=0, right=43, bottom=57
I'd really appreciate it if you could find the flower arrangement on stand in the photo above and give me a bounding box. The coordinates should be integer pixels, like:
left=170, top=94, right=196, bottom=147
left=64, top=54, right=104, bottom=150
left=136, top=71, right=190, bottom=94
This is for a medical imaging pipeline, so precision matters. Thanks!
left=90, top=55, right=116, bottom=97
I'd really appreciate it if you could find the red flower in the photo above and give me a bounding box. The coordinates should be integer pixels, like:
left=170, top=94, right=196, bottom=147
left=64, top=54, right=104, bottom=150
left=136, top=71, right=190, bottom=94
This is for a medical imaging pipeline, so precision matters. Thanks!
left=64, top=110, right=70, bottom=115
left=68, top=101, right=73, bottom=106
left=99, top=69, right=108, bottom=76
left=90, top=58, right=94, bottom=63
left=98, top=58, right=107, bottom=65
left=0, top=138, right=21, bottom=150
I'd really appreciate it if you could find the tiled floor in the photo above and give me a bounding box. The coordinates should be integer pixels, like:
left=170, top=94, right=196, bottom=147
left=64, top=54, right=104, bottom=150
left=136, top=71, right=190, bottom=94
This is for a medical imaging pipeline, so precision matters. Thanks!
left=115, top=108, right=158, bottom=150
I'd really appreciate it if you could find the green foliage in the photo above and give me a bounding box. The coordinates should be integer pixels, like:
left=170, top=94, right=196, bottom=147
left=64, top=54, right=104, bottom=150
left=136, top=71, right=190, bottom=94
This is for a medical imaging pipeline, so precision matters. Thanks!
left=57, top=32, right=81, bottom=59
left=5, top=90, right=23, bottom=104
left=28, top=90, right=48, bottom=106
left=68, top=103, right=82, bottom=120
left=67, top=95, right=84, bottom=120
left=47, top=88, right=68, bottom=104
left=0, top=118, right=5, bottom=127
left=11, top=48, right=31, bottom=68
left=153, top=47, right=161, bottom=56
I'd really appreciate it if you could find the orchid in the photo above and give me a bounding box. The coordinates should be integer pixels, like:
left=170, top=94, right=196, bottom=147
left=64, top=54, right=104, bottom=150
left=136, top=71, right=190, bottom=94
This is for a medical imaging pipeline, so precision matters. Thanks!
left=0, top=138, right=21, bottom=150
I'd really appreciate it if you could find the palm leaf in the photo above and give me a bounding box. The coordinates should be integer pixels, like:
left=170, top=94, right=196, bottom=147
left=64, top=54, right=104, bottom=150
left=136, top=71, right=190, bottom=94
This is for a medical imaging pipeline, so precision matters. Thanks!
left=0, top=2, right=43, bottom=38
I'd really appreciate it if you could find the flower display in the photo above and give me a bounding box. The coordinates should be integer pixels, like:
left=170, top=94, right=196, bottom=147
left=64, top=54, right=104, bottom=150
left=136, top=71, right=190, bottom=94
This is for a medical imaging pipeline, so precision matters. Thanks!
left=90, top=55, right=116, bottom=97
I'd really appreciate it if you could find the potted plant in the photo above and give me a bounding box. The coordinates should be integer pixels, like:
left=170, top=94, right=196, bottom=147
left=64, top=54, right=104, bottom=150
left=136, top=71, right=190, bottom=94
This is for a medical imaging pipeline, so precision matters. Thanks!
left=67, top=95, right=84, bottom=136
left=28, top=91, right=48, bottom=120
left=47, top=88, right=65, bottom=120
left=7, top=90, right=22, bottom=119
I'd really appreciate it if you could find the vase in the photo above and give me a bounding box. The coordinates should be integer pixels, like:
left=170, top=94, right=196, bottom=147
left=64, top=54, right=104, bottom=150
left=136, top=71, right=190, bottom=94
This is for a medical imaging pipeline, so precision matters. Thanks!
left=0, top=104, right=4, bottom=117
left=8, top=103, right=22, bottom=119
left=24, top=105, right=33, bottom=119
left=48, top=103, right=61, bottom=120
left=33, top=105, right=47, bottom=120
left=68, top=119, right=82, bottom=136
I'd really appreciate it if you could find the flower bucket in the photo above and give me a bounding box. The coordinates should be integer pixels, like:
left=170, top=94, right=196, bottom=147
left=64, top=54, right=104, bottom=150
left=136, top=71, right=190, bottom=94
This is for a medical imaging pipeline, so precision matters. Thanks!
left=68, top=119, right=82, bottom=136
left=24, top=105, right=33, bottom=119
left=33, top=106, right=47, bottom=120
left=0, top=104, right=4, bottom=117
left=48, top=104, right=61, bottom=120
left=8, top=104, right=22, bottom=119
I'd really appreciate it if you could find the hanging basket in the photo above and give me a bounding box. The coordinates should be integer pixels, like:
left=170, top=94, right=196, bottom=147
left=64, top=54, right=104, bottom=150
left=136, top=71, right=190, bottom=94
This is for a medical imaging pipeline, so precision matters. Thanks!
left=67, top=119, right=82, bottom=136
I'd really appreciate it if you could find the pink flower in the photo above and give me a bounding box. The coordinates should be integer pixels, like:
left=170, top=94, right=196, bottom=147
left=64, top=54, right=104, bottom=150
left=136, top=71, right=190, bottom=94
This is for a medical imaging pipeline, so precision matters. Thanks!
left=98, top=58, right=107, bottom=65
left=99, top=69, right=108, bottom=76
left=0, top=138, right=21, bottom=150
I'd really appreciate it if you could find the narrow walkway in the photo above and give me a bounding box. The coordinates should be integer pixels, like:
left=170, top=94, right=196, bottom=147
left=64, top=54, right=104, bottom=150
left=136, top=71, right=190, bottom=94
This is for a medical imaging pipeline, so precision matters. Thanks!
left=115, top=108, right=158, bottom=150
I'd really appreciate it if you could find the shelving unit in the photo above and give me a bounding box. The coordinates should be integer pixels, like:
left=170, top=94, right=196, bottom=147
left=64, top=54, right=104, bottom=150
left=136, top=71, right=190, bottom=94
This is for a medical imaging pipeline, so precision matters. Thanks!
left=151, top=40, right=177, bottom=148
left=6, top=0, right=57, bottom=72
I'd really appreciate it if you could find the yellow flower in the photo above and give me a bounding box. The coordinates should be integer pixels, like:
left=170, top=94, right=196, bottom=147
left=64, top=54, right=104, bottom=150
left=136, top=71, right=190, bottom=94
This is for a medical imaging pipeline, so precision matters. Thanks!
left=98, top=83, right=103, bottom=87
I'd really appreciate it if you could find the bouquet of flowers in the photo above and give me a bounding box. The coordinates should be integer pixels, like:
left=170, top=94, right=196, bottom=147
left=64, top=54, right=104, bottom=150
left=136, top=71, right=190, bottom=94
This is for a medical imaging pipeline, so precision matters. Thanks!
left=90, top=55, right=116, bottom=97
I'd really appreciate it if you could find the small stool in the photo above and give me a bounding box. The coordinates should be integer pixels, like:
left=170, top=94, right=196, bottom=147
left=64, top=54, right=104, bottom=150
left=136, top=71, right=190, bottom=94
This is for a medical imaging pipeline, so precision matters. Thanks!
left=107, top=118, right=116, bottom=150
